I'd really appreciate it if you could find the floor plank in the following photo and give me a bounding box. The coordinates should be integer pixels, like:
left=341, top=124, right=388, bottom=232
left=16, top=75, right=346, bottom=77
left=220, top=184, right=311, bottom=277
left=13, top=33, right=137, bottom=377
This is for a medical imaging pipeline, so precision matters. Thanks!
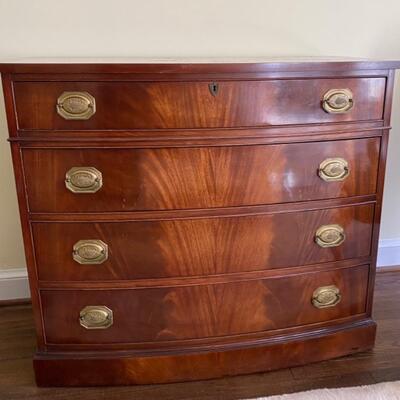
left=0, top=272, right=398, bottom=400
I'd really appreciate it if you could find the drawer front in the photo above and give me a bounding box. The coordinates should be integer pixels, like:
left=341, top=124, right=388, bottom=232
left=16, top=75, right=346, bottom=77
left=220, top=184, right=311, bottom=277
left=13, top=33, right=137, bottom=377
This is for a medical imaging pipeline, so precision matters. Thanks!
left=41, top=265, right=369, bottom=345
left=23, top=138, right=379, bottom=213
left=14, top=78, right=385, bottom=130
left=33, top=204, right=373, bottom=281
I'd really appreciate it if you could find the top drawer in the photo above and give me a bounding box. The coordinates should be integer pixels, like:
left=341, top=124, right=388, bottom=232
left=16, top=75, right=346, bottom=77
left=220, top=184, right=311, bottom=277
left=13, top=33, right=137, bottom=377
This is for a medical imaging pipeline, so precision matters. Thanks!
left=13, top=78, right=385, bottom=130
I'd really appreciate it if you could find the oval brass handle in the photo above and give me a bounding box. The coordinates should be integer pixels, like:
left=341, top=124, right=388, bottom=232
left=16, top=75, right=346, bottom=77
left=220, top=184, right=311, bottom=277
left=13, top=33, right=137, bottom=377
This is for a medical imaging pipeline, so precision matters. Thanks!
left=79, top=306, right=113, bottom=329
left=312, top=285, right=341, bottom=309
left=57, top=91, right=96, bottom=120
left=315, top=224, right=345, bottom=248
left=318, top=158, right=349, bottom=182
left=73, top=240, right=108, bottom=264
left=322, top=89, right=354, bottom=113
left=65, top=167, right=103, bottom=193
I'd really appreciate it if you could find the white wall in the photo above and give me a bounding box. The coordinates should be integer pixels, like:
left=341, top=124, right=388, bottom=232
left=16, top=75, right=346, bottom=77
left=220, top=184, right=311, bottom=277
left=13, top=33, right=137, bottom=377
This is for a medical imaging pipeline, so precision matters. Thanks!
left=0, top=0, right=400, bottom=270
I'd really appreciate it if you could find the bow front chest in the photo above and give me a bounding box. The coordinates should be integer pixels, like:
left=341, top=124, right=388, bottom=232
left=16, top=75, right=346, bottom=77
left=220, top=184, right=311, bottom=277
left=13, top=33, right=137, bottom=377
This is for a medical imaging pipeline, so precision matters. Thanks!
left=2, top=59, right=400, bottom=386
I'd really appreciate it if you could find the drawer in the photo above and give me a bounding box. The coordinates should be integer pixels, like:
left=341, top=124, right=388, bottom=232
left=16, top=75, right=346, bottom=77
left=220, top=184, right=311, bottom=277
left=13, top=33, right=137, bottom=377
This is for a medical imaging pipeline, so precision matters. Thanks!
left=41, top=265, right=369, bottom=345
left=33, top=204, right=374, bottom=281
left=14, top=78, right=385, bottom=130
left=23, top=138, right=379, bottom=213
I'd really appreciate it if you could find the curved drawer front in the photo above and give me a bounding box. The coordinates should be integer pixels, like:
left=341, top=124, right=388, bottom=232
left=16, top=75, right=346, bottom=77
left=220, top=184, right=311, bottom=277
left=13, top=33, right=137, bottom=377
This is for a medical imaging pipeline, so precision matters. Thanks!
left=33, top=204, right=374, bottom=281
left=14, top=78, right=385, bottom=130
left=23, top=138, right=379, bottom=213
left=40, top=265, right=368, bottom=345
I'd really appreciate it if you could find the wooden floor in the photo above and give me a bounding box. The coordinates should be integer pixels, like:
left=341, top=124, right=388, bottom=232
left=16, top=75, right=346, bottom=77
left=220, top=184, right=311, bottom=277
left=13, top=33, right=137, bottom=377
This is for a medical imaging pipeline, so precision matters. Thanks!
left=0, top=271, right=399, bottom=400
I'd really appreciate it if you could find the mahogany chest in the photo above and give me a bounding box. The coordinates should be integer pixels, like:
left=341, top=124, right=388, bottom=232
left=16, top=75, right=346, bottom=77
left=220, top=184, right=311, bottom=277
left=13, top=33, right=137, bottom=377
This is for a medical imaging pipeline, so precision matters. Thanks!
left=1, top=59, right=400, bottom=386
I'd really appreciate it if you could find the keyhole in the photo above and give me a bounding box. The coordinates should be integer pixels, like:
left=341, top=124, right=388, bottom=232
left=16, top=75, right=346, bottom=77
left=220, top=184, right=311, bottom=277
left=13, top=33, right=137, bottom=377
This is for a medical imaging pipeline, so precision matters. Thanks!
left=209, top=82, right=219, bottom=96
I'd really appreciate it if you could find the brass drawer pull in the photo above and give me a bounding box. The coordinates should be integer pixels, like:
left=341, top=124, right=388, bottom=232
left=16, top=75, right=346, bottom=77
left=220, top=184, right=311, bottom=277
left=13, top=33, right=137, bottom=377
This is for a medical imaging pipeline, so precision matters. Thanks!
left=65, top=167, right=103, bottom=193
left=315, top=224, right=345, bottom=248
left=318, top=158, right=349, bottom=182
left=57, top=91, right=96, bottom=120
left=322, top=88, right=354, bottom=113
left=312, top=285, right=341, bottom=309
left=73, top=240, right=108, bottom=264
left=79, top=306, right=113, bottom=329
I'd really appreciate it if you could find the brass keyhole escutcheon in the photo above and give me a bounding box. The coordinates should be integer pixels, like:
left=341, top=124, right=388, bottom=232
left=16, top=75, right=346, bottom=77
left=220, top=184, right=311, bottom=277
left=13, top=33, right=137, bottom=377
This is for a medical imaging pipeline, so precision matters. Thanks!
left=209, top=82, right=219, bottom=96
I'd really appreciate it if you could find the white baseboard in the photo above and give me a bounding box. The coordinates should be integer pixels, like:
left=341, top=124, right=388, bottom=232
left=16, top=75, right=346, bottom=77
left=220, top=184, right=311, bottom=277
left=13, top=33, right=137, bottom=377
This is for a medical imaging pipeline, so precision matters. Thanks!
left=377, top=238, right=400, bottom=267
left=0, top=268, right=30, bottom=301
left=0, top=240, right=399, bottom=301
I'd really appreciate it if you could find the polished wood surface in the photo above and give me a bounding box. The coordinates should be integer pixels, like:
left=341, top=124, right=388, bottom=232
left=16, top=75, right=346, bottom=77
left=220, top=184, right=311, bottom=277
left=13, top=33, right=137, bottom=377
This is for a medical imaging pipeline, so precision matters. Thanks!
left=14, top=78, right=385, bottom=130
left=2, top=58, right=400, bottom=75
left=23, top=138, right=379, bottom=212
left=35, top=321, right=376, bottom=386
left=1, top=60, right=398, bottom=386
left=33, top=204, right=373, bottom=281
left=40, top=265, right=368, bottom=346
left=1, top=271, right=398, bottom=397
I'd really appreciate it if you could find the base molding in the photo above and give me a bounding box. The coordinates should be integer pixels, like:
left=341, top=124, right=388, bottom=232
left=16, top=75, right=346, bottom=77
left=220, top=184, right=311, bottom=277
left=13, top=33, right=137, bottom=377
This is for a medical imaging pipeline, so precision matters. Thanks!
left=0, top=268, right=30, bottom=301
left=34, top=319, right=376, bottom=387
left=377, top=238, right=400, bottom=267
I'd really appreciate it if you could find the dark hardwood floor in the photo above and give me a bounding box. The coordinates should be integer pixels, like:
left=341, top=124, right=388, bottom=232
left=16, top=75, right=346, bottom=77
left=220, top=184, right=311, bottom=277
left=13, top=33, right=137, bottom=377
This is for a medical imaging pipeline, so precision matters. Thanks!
left=0, top=271, right=399, bottom=400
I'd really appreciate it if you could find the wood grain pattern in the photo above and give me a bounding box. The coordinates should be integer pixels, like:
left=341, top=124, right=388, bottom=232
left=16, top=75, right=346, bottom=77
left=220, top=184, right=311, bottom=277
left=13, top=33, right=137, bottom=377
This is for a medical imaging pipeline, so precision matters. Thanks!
left=10, top=121, right=385, bottom=143
left=1, top=61, right=398, bottom=387
left=2, top=272, right=400, bottom=394
left=1, top=58, right=400, bottom=75
left=34, top=320, right=376, bottom=386
left=14, top=78, right=385, bottom=130
left=23, top=138, right=380, bottom=213
left=40, top=265, right=368, bottom=346
left=33, top=204, right=374, bottom=281
left=1, top=74, right=47, bottom=351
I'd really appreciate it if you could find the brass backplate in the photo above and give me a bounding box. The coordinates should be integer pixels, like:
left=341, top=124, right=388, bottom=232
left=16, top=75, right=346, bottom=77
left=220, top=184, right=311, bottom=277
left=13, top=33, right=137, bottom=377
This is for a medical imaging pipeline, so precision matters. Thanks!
left=65, top=167, right=103, bottom=194
left=312, top=285, right=341, bottom=308
left=315, top=224, right=345, bottom=248
left=73, top=240, right=108, bottom=264
left=57, top=91, right=96, bottom=120
left=79, top=305, right=113, bottom=329
left=318, top=157, right=349, bottom=182
left=322, top=88, right=354, bottom=114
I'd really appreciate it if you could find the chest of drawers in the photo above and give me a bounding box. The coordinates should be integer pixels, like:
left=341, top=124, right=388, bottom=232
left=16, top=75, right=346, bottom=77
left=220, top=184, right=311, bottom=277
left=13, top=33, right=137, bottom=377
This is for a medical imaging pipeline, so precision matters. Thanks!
left=2, top=59, right=400, bottom=386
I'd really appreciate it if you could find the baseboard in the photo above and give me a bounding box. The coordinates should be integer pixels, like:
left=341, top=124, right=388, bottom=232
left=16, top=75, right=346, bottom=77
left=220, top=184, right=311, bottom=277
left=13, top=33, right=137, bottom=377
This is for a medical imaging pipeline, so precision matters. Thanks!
left=377, top=238, right=400, bottom=267
left=0, top=239, right=399, bottom=302
left=0, top=268, right=30, bottom=301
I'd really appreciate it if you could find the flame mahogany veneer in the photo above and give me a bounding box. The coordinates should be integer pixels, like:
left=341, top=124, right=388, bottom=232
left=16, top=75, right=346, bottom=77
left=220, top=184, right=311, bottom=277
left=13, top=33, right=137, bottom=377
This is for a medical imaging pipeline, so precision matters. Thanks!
left=2, top=59, right=400, bottom=386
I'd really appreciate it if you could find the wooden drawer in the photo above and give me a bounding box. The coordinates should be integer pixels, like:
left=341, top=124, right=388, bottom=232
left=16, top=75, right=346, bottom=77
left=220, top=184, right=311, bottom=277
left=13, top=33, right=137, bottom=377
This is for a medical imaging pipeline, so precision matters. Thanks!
left=23, top=138, right=379, bottom=213
left=14, top=78, right=385, bottom=130
left=40, top=265, right=369, bottom=345
left=33, top=204, right=373, bottom=281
